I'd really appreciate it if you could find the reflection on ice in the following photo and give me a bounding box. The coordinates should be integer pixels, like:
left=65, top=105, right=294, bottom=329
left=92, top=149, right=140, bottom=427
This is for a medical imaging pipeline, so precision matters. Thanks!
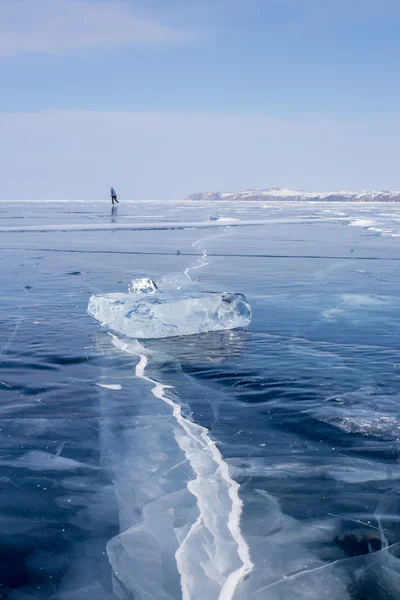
left=144, top=328, right=251, bottom=365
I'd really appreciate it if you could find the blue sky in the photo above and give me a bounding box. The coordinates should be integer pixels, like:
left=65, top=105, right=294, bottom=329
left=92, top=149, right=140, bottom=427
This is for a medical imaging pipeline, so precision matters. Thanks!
left=1, top=0, right=400, bottom=199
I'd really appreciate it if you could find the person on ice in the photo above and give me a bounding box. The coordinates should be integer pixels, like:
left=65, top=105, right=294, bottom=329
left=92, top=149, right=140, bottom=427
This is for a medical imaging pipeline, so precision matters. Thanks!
left=110, top=187, right=119, bottom=205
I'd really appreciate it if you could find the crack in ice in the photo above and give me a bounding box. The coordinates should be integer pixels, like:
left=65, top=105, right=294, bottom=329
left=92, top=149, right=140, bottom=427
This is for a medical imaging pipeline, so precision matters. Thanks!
left=111, top=335, right=253, bottom=600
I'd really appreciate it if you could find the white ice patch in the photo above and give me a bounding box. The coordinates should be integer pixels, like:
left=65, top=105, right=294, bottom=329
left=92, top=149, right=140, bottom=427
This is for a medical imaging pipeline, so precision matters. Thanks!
left=96, top=383, right=122, bottom=390
left=321, top=293, right=392, bottom=321
left=347, top=216, right=400, bottom=237
left=348, top=219, right=378, bottom=227
left=313, top=387, right=400, bottom=440
left=321, top=308, right=344, bottom=320
left=369, top=227, right=400, bottom=237
left=340, top=293, right=391, bottom=307
left=320, top=413, right=400, bottom=439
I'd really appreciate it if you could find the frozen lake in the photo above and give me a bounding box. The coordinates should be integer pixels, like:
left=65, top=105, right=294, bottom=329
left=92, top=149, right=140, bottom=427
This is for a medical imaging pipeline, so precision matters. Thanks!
left=1, top=199, right=400, bottom=599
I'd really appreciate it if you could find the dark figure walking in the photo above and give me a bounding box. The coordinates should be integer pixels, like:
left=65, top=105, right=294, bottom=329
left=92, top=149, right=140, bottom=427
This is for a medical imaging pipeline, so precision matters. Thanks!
left=111, top=187, right=119, bottom=205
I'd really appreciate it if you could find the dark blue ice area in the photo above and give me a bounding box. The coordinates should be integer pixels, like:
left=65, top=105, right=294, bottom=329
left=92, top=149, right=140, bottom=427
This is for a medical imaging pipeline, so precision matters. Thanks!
left=1, top=200, right=400, bottom=599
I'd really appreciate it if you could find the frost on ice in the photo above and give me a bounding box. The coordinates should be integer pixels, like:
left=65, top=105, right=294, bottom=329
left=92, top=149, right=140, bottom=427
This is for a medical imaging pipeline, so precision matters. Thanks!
left=87, top=280, right=251, bottom=339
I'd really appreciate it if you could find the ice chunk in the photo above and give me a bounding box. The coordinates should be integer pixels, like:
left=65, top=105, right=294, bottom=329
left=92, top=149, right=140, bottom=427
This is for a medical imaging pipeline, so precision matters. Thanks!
left=96, top=383, right=122, bottom=390
left=128, top=278, right=159, bottom=294
left=88, top=289, right=251, bottom=339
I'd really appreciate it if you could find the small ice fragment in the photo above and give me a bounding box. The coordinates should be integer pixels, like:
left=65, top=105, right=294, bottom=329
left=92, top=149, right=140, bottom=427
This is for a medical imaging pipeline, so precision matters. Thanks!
left=88, top=288, right=251, bottom=339
left=128, top=278, right=159, bottom=294
left=96, top=383, right=122, bottom=390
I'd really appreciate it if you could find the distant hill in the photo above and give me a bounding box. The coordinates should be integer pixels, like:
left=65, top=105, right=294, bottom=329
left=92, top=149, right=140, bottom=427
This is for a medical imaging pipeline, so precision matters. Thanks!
left=184, top=188, right=400, bottom=202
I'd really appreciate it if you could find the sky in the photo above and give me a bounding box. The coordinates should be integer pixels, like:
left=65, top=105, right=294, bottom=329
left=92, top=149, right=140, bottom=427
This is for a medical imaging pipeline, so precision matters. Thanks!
left=1, top=0, right=400, bottom=200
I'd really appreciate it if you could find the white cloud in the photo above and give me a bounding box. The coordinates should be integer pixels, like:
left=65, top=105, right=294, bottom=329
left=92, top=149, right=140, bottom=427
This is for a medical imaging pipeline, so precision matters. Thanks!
left=0, top=0, right=189, bottom=57
left=1, top=109, right=400, bottom=200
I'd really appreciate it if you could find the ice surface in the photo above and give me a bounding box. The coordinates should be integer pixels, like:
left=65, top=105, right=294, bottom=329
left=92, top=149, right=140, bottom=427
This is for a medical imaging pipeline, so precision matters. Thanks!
left=4, top=199, right=400, bottom=600
left=88, top=288, right=251, bottom=339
